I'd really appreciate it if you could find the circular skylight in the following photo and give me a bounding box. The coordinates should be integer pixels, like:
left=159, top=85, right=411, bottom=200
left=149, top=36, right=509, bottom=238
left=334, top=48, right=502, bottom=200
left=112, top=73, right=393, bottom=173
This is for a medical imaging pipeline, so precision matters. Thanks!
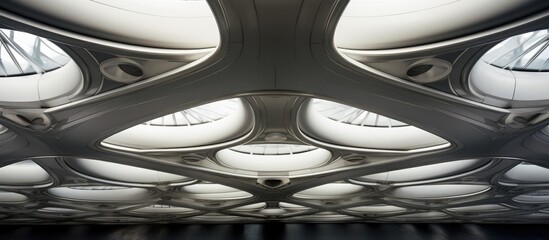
left=0, top=29, right=70, bottom=76
left=298, top=98, right=450, bottom=152
left=216, top=144, right=332, bottom=172
left=102, top=98, right=254, bottom=152
left=180, top=183, right=253, bottom=200
left=391, top=184, right=490, bottom=200
left=293, top=183, right=365, bottom=200
left=0, top=29, right=83, bottom=108
left=48, top=186, right=152, bottom=202
left=468, top=29, right=549, bottom=107
left=0, top=160, right=52, bottom=186
left=66, top=158, right=192, bottom=185
left=355, top=159, right=483, bottom=184
left=482, top=30, right=549, bottom=71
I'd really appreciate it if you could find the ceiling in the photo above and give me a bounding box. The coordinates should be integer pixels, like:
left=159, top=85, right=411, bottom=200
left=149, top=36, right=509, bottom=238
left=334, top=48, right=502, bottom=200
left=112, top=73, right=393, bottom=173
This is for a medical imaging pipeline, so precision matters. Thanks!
left=0, top=0, right=549, bottom=224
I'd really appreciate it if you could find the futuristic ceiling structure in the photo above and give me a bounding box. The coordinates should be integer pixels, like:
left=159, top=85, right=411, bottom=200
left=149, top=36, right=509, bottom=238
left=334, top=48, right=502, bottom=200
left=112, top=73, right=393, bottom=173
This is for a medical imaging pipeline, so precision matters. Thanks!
left=0, top=0, right=549, bottom=224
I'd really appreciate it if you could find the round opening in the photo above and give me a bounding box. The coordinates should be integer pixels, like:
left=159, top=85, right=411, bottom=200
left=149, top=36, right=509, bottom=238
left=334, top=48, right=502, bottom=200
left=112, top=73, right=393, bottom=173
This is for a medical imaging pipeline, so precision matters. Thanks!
left=118, top=63, right=144, bottom=77
left=407, top=64, right=434, bottom=77
left=406, top=59, right=452, bottom=83
left=100, top=58, right=144, bottom=83
left=263, top=179, right=283, bottom=188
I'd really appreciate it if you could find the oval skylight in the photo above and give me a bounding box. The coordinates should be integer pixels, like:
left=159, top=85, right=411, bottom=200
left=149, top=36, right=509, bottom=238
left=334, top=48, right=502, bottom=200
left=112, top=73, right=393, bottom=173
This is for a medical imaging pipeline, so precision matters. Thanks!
left=180, top=183, right=253, bottom=200
left=298, top=98, right=449, bottom=152
left=293, top=183, right=365, bottom=200
left=129, top=205, right=197, bottom=214
left=279, top=202, right=310, bottom=211
left=48, top=186, right=152, bottom=202
left=345, top=205, right=407, bottom=215
left=232, top=203, right=267, bottom=211
left=38, top=207, right=85, bottom=214
left=500, top=162, right=549, bottom=184
left=335, top=0, right=547, bottom=50
left=0, top=160, right=52, bottom=186
left=391, top=184, right=490, bottom=200
left=382, top=211, right=448, bottom=221
left=216, top=144, right=332, bottom=172
left=85, top=216, right=149, bottom=223
left=289, top=212, right=356, bottom=221
left=513, top=190, right=549, bottom=204
left=66, top=158, right=192, bottom=185
left=469, top=29, right=549, bottom=107
left=0, top=29, right=83, bottom=108
left=1, top=0, right=220, bottom=49
left=355, top=159, right=483, bottom=184
left=189, top=214, right=243, bottom=222
left=102, top=98, right=254, bottom=152
left=446, top=204, right=509, bottom=213
left=0, top=190, right=28, bottom=203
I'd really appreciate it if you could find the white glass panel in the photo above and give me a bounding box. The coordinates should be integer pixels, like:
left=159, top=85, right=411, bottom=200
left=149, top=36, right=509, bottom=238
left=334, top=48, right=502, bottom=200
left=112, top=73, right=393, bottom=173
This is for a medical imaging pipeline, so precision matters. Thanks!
left=514, top=190, right=549, bottom=204
left=130, top=205, right=196, bottom=214
left=346, top=205, right=406, bottom=214
left=2, top=0, right=220, bottom=49
left=180, top=183, right=252, bottom=200
left=86, top=217, right=149, bottom=222
left=299, top=99, right=449, bottom=151
left=232, top=203, right=267, bottom=211
left=294, top=183, right=364, bottom=199
left=217, top=144, right=331, bottom=172
left=103, top=98, right=253, bottom=151
left=447, top=204, right=508, bottom=213
left=290, top=212, right=356, bottom=221
left=384, top=211, right=448, bottom=220
left=0, top=29, right=70, bottom=75
left=358, top=159, right=482, bottom=183
left=279, top=202, right=309, bottom=211
left=335, top=0, right=543, bottom=49
left=259, top=209, right=287, bottom=216
left=48, top=187, right=151, bottom=202
left=190, top=214, right=242, bottom=221
left=68, top=158, right=191, bottom=184
left=392, top=185, right=490, bottom=199
left=0, top=191, right=28, bottom=203
left=38, top=207, right=85, bottom=214
left=501, top=163, right=549, bottom=184
left=0, top=160, right=52, bottom=186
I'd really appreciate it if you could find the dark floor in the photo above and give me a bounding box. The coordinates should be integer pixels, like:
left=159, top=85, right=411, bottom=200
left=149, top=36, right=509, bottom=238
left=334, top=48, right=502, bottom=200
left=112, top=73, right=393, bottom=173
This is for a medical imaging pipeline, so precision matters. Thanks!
left=0, top=223, right=548, bottom=240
